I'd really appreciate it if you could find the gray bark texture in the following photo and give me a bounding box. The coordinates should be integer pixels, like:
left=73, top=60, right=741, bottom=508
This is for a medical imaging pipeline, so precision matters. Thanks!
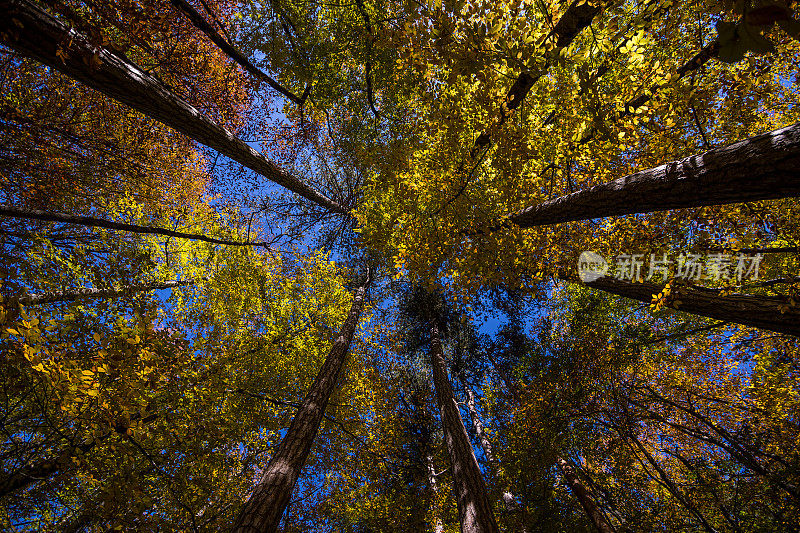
left=425, top=452, right=446, bottom=533
left=460, top=378, right=525, bottom=529
left=18, top=279, right=194, bottom=306
left=233, top=278, right=369, bottom=533
left=0, top=0, right=346, bottom=214
left=584, top=276, right=800, bottom=337
left=430, top=324, right=499, bottom=533
left=509, top=122, right=800, bottom=227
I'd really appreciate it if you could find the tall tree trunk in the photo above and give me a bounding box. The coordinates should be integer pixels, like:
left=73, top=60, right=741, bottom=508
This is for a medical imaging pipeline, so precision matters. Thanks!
left=582, top=276, right=800, bottom=337
left=0, top=0, right=346, bottom=214
left=0, top=206, right=274, bottom=248
left=18, top=279, right=194, bottom=306
left=429, top=323, right=499, bottom=533
left=459, top=376, right=518, bottom=512
left=556, top=457, right=616, bottom=533
left=233, top=276, right=369, bottom=533
left=497, top=122, right=800, bottom=229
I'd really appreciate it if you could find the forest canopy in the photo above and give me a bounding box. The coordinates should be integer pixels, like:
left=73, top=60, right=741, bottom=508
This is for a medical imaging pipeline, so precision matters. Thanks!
left=1, top=0, right=800, bottom=531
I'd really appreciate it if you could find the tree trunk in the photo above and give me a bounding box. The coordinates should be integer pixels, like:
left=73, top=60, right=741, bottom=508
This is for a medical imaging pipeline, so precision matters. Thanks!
left=583, top=276, right=800, bottom=337
left=425, top=452, right=445, bottom=533
left=0, top=458, right=61, bottom=498
left=556, top=456, right=616, bottom=533
left=0, top=0, right=346, bottom=215
left=168, top=0, right=307, bottom=105
left=473, top=0, right=603, bottom=152
left=233, top=276, right=369, bottom=533
left=503, top=122, right=800, bottom=228
left=18, top=279, right=194, bottom=306
left=0, top=206, right=274, bottom=248
left=429, top=323, right=499, bottom=533
left=460, top=377, right=526, bottom=530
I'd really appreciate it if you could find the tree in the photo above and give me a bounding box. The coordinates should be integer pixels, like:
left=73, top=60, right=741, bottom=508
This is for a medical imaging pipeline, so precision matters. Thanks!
left=3, top=0, right=800, bottom=531
left=233, top=272, right=370, bottom=532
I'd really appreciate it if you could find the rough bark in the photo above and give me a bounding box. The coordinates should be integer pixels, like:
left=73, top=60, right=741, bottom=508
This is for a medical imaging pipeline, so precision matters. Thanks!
left=472, top=0, right=604, bottom=153
left=0, top=206, right=273, bottom=247
left=430, top=323, right=499, bottom=533
left=0, top=0, right=346, bottom=214
left=583, top=276, right=800, bottom=337
left=233, top=277, right=369, bottom=533
left=505, top=122, right=800, bottom=228
left=556, top=457, right=616, bottom=533
left=169, top=0, right=307, bottom=105
left=18, top=279, right=195, bottom=306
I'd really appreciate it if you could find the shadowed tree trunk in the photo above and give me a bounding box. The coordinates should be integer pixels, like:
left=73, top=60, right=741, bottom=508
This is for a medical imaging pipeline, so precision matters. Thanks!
left=233, top=275, right=369, bottom=532
left=0, top=458, right=62, bottom=498
left=494, top=122, right=800, bottom=229
left=0, top=207, right=276, bottom=248
left=168, top=0, right=308, bottom=105
left=429, top=322, right=499, bottom=533
left=556, top=456, right=616, bottom=533
left=0, top=0, right=346, bottom=214
left=582, top=276, right=800, bottom=337
left=473, top=0, right=605, bottom=154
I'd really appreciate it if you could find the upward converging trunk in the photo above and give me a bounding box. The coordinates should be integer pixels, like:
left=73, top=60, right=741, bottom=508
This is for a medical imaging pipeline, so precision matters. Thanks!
left=583, top=276, right=800, bottom=337
left=429, top=323, right=499, bottom=533
left=233, top=276, right=369, bottom=533
left=500, top=122, right=800, bottom=229
left=425, top=451, right=446, bottom=533
left=0, top=0, right=346, bottom=215
left=0, top=206, right=276, bottom=248
left=459, top=377, right=529, bottom=531
left=168, top=0, right=307, bottom=105
left=556, top=457, right=616, bottom=533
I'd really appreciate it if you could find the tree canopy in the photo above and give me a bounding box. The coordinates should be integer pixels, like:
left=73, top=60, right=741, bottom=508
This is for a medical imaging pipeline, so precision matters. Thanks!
left=1, top=0, right=800, bottom=531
